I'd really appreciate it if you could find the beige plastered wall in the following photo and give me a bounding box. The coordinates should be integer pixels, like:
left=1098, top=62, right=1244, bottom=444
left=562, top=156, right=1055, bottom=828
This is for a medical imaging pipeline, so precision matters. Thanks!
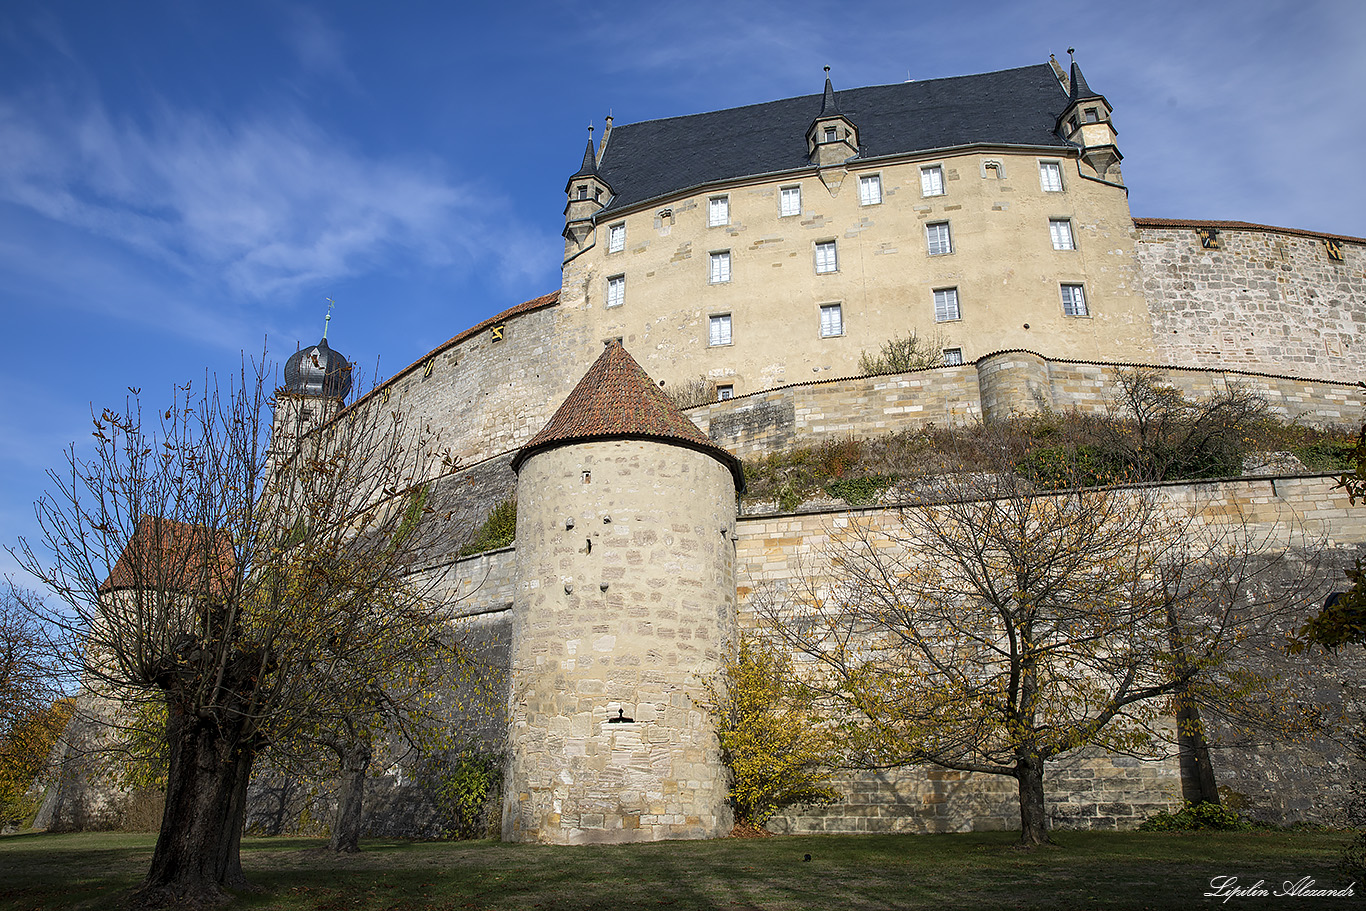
left=560, top=148, right=1152, bottom=396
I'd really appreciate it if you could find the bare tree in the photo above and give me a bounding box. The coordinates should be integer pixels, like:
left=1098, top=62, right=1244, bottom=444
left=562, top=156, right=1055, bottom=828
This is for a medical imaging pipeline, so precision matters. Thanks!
left=12, top=361, right=466, bottom=904
left=758, top=436, right=1323, bottom=846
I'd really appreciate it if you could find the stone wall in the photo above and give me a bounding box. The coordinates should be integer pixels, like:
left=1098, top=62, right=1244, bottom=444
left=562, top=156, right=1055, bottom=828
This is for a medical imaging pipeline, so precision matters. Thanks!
left=687, top=353, right=1363, bottom=460
left=736, top=474, right=1366, bottom=831
left=1136, top=221, right=1366, bottom=383
left=504, top=439, right=738, bottom=844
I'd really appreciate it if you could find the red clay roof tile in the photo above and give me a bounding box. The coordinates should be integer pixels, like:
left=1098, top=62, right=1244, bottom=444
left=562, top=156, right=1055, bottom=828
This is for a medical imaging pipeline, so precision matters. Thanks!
left=512, top=342, right=742, bottom=487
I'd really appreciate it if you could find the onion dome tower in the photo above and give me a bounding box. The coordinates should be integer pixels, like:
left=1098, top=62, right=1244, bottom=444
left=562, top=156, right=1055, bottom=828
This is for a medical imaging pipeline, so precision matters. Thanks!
left=272, top=310, right=354, bottom=468
left=504, top=341, right=742, bottom=844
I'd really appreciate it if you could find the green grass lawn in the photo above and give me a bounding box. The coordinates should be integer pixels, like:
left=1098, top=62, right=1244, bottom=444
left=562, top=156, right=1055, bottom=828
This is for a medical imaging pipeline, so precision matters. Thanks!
left=0, top=829, right=1358, bottom=910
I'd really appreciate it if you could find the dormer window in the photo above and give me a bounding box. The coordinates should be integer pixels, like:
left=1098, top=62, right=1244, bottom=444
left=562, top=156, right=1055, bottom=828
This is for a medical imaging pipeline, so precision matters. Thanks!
left=593, top=187, right=602, bottom=201
left=823, top=126, right=838, bottom=143
left=1084, top=107, right=1099, bottom=123
left=577, top=185, right=588, bottom=200
left=1069, top=115, right=1080, bottom=134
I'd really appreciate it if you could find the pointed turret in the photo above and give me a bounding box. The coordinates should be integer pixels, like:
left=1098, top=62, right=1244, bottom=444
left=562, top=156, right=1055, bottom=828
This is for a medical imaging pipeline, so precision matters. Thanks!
left=506, top=341, right=741, bottom=844
left=1055, top=56, right=1122, bottom=183
left=563, top=128, right=614, bottom=261
left=513, top=341, right=742, bottom=486
left=806, top=68, right=859, bottom=170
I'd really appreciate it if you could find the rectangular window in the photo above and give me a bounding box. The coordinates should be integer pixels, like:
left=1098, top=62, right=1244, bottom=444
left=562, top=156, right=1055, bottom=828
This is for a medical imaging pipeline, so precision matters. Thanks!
left=717, top=384, right=734, bottom=401
left=815, top=240, right=838, bottom=274
left=1061, top=284, right=1089, bottom=317
left=819, top=303, right=843, bottom=338
left=1084, top=107, right=1099, bottom=123
left=606, top=274, right=625, bottom=308
left=934, top=288, right=960, bottom=322
left=709, top=250, right=731, bottom=284
left=859, top=174, right=882, bottom=206
left=823, top=126, right=837, bottom=143
left=921, top=165, right=944, bottom=196
left=607, top=223, right=625, bottom=253
left=709, top=313, right=732, bottom=346
left=942, top=347, right=964, bottom=366
left=1039, top=161, right=1064, bottom=192
left=927, top=222, right=953, bottom=256
left=709, top=196, right=729, bottom=227
left=1049, top=219, right=1075, bottom=250
left=780, top=186, right=801, bottom=217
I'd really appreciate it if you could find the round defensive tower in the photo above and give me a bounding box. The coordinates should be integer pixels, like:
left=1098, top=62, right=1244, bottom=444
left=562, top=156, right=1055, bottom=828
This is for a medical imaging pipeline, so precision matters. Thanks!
left=504, top=341, right=744, bottom=844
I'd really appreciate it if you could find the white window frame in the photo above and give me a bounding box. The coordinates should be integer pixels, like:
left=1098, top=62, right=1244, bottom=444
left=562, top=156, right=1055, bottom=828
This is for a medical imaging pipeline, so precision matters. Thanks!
left=1039, top=161, right=1064, bottom=192
left=780, top=185, right=802, bottom=218
left=934, top=288, right=961, bottom=322
left=708, top=196, right=729, bottom=227
left=717, top=384, right=734, bottom=401
left=605, top=274, right=625, bottom=309
left=709, top=250, right=731, bottom=284
left=823, top=126, right=837, bottom=143
left=942, top=347, right=964, bottom=366
left=607, top=222, right=625, bottom=254
left=1050, top=219, right=1075, bottom=251
left=859, top=174, right=882, bottom=206
left=921, top=164, right=945, bottom=197
left=926, top=222, right=953, bottom=256
left=814, top=240, right=838, bottom=274
left=1061, top=284, right=1089, bottom=317
left=709, top=313, right=733, bottom=347
left=819, top=303, right=843, bottom=338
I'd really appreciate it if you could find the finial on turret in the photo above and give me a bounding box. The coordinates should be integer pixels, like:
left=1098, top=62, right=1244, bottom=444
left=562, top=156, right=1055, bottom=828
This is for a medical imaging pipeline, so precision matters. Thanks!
left=1067, top=47, right=1075, bottom=64
left=824, top=65, right=830, bottom=75
left=323, top=297, right=335, bottom=340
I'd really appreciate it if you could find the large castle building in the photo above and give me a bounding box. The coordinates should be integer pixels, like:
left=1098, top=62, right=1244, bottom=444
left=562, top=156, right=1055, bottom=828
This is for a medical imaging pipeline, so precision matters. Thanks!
left=46, top=57, right=1366, bottom=843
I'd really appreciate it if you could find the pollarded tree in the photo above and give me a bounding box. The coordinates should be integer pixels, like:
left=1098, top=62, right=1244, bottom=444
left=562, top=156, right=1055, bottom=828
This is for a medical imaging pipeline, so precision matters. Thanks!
left=757, top=435, right=1323, bottom=846
left=12, top=361, right=466, bottom=904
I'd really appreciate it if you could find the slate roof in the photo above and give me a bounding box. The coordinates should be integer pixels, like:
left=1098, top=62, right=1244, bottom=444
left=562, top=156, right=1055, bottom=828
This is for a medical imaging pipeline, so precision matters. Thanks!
left=512, top=342, right=743, bottom=488
left=595, top=64, right=1071, bottom=215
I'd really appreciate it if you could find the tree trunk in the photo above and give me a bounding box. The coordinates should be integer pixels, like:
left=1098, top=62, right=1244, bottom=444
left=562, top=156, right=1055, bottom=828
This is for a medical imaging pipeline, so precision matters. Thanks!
left=1175, top=690, right=1221, bottom=805
left=1016, top=757, right=1051, bottom=847
left=134, top=703, right=257, bottom=906
left=330, top=741, right=372, bottom=853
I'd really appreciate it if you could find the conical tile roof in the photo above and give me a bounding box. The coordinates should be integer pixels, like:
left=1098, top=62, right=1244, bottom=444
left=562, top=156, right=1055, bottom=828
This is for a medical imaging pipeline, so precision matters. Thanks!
left=512, top=342, right=742, bottom=488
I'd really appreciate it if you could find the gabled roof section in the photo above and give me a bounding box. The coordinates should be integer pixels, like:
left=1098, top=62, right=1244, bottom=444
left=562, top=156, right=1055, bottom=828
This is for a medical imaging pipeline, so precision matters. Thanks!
left=100, top=515, right=235, bottom=595
left=512, top=342, right=743, bottom=487
left=594, top=63, right=1071, bottom=215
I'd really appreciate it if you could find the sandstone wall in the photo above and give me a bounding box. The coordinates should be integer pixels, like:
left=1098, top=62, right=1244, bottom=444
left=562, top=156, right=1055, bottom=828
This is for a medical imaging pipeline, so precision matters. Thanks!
left=737, top=474, right=1366, bottom=831
left=687, top=354, right=1363, bottom=460
left=504, top=440, right=737, bottom=843
left=1136, top=222, right=1366, bottom=383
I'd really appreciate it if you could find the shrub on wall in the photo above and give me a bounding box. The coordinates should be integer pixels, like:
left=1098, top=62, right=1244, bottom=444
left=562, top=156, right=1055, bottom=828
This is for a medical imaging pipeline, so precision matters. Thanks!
left=460, top=500, right=516, bottom=556
left=858, top=330, right=947, bottom=376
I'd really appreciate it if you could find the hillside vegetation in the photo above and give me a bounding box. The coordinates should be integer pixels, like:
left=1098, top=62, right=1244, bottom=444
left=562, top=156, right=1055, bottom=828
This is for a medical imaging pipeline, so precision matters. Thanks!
left=743, top=375, right=1356, bottom=511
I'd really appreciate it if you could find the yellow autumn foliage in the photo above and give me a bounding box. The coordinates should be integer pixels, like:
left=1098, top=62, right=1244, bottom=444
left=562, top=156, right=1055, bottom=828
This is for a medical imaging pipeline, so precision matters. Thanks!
left=701, top=636, right=839, bottom=827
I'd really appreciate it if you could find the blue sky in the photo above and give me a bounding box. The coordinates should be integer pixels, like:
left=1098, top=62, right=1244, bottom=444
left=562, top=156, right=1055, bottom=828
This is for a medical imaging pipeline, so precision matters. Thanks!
left=3, top=0, right=1364, bottom=581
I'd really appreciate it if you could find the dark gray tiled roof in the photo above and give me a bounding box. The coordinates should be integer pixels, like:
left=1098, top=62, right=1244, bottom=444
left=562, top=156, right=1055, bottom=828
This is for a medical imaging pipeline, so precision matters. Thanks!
left=595, top=64, right=1072, bottom=215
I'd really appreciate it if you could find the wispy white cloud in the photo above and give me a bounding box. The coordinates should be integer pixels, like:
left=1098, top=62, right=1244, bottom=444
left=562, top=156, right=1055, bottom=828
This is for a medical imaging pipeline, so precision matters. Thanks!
left=0, top=82, right=554, bottom=309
